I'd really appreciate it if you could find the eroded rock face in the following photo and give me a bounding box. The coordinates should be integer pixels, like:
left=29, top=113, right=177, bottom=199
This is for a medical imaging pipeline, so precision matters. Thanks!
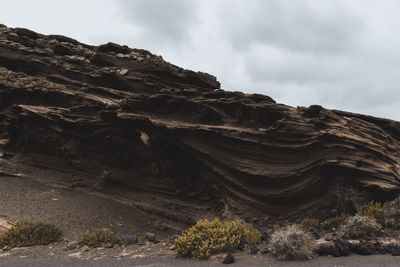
left=0, top=25, right=400, bottom=224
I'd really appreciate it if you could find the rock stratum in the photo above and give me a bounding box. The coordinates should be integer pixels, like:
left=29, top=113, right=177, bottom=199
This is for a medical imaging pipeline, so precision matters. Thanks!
left=1, top=25, right=400, bottom=227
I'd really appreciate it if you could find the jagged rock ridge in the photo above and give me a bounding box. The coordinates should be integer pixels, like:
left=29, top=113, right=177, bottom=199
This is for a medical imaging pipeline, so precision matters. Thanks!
left=1, top=25, right=400, bottom=226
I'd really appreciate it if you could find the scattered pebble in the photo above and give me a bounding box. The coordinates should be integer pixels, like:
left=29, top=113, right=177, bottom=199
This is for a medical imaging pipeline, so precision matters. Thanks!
left=2, top=246, right=11, bottom=251
left=66, top=241, right=78, bottom=250
left=118, top=68, right=129, bottom=75
left=80, top=245, right=89, bottom=252
left=119, top=248, right=133, bottom=258
left=259, top=245, right=269, bottom=254
left=104, top=242, right=113, bottom=249
left=145, top=232, right=156, bottom=242
left=249, top=245, right=259, bottom=254
left=222, top=253, right=235, bottom=264
left=122, top=235, right=138, bottom=245
left=130, top=254, right=146, bottom=259
left=68, top=251, right=82, bottom=258
left=0, top=252, right=10, bottom=258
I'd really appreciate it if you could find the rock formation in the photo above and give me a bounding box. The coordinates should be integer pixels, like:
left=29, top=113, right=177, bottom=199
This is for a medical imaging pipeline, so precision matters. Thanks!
left=1, top=25, right=400, bottom=226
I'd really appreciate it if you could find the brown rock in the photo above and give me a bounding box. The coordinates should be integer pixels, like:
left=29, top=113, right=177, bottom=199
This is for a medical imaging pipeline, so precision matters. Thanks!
left=0, top=24, right=399, bottom=227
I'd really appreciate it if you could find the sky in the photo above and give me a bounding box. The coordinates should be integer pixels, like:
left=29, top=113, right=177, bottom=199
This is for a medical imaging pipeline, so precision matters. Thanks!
left=1, top=0, right=400, bottom=120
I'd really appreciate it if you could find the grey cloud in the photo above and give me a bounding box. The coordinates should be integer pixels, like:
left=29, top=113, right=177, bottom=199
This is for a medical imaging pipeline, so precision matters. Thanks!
left=208, top=0, right=400, bottom=119
left=115, top=0, right=199, bottom=43
left=93, top=0, right=400, bottom=120
left=218, top=0, right=365, bottom=54
left=2, top=0, right=399, bottom=120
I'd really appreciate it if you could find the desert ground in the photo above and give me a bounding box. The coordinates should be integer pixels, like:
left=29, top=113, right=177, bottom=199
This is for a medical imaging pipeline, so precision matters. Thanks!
left=1, top=175, right=400, bottom=266
left=1, top=25, right=400, bottom=266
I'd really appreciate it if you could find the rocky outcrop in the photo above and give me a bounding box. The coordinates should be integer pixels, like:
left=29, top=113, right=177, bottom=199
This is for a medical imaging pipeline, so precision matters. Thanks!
left=0, top=25, right=399, bottom=225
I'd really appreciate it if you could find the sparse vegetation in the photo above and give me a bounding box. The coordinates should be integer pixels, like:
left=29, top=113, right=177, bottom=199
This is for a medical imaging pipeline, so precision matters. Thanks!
left=0, top=221, right=62, bottom=248
left=321, top=213, right=350, bottom=230
left=175, top=218, right=261, bottom=259
left=357, top=201, right=386, bottom=224
left=78, top=228, right=121, bottom=248
left=269, top=224, right=313, bottom=260
left=340, top=215, right=381, bottom=239
left=356, top=197, right=400, bottom=229
left=381, top=197, right=400, bottom=229
left=301, top=217, right=320, bottom=230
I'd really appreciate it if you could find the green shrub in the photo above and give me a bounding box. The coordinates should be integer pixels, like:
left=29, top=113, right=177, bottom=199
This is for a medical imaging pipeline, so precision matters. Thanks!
left=357, top=201, right=386, bottom=223
left=0, top=221, right=62, bottom=248
left=356, top=197, right=400, bottom=229
left=79, top=228, right=121, bottom=248
left=175, top=218, right=261, bottom=259
left=269, top=224, right=313, bottom=260
left=340, top=215, right=381, bottom=239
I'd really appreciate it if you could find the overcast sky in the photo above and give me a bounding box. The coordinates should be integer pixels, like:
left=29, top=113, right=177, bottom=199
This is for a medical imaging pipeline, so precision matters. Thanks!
left=1, top=0, right=400, bottom=120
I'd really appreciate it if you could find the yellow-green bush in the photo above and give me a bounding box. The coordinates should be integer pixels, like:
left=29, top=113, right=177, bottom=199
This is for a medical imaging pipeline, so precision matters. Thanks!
left=0, top=221, right=62, bottom=248
left=357, top=201, right=387, bottom=223
left=78, top=228, right=121, bottom=248
left=175, top=218, right=261, bottom=259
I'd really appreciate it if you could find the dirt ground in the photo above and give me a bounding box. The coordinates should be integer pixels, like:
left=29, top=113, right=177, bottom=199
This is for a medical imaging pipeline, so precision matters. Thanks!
left=2, top=245, right=400, bottom=267
left=3, top=175, right=400, bottom=266
left=0, top=175, right=171, bottom=241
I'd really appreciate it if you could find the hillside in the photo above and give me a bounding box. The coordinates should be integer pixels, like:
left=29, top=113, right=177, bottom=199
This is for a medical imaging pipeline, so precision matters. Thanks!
left=1, top=24, right=400, bottom=229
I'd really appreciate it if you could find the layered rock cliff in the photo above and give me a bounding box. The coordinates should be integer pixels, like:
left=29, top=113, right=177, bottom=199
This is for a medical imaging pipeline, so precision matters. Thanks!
left=1, top=25, right=400, bottom=225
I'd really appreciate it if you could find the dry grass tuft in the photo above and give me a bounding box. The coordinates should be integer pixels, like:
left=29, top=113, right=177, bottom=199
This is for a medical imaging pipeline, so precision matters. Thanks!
left=0, top=221, right=62, bottom=248
left=321, top=213, right=350, bottom=230
left=381, top=197, right=400, bottom=229
left=340, top=215, right=381, bottom=239
left=301, top=217, right=320, bottom=230
left=78, top=228, right=121, bottom=248
left=270, top=224, right=313, bottom=260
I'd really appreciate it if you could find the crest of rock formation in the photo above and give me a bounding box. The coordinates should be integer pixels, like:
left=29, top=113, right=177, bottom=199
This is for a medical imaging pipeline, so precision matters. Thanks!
left=1, top=25, right=400, bottom=226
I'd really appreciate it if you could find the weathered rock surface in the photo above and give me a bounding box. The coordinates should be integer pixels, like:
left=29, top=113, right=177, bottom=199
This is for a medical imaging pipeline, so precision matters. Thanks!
left=0, top=25, right=400, bottom=226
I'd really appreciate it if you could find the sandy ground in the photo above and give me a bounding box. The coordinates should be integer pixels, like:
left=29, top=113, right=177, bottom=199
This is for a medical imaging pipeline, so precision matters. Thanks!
left=2, top=175, right=400, bottom=266
left=1, top=253, right=400, bottom=267
left=0, top=175, right=170, bottom=240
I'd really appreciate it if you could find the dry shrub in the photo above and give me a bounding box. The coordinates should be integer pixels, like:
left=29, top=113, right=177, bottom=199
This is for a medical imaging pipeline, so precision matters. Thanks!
left=321, top=213, right=350, bottom=230
left=340, top=215, right=381, bottom=239
left=175, top=218, right=261, bottom=259
left=356, top=197, right=400, bottom=229
left=0, top=221, right=62, bottom=248
left=269, top=224, right=313, bottom=260
left=79, top=228, right=121, bottom=248
left=382, top=197, right=400, bottom=229
left=301, top=217, right=320, bottom=230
